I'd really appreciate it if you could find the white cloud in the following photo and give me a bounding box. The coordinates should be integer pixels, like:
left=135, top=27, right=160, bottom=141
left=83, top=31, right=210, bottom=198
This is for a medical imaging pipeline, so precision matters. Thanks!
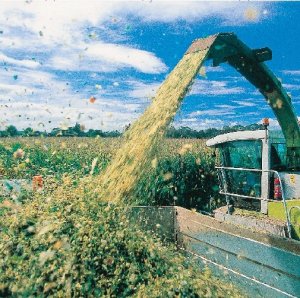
left=175, top=118, right=226, bottom=130
left=0, top=96, right=143, bottom=132
left=0, top=68, right=72, bottom=102
left=1, top=2, right=169, bottom=75
left=215, top=104, right=236, bottom=109
left=0, top=52, right=40, bottom=68
left=48, top=43, right=167, bottom=74
left=189, top=109, right=235, bottom=117
left=282, top=70, right=300, bottom=76
left=122, top=2, right=268, bottom=25
left=0, top=83, right=38, bottom=97
left=223, top=75, right=248, bottom=83
left=0, top=67, right=146, bottom=131
left=282, top=83, right=300, bottom=91
left=126, top=81, right=161, bottom=99
left=0, top=2, right=112, bottom=47
left=0, top=2, right=270, bottom=77
left=0, top=1, right=270, bottom=33
left=190, top=79, right=244, bottom=96
left=0, top=1, right=271, bottom=55
left=87, top=43, right=167, bottom=74
left=205, top=66, right=225, bottom=73
left=232, top=100, right=257, bottom=107
left=0, top=1, right=274, bottom=131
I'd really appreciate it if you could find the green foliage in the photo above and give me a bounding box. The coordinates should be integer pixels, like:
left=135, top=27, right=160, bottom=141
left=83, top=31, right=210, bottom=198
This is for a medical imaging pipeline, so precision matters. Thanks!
left=0, top=138, right=113, bottom=179
left=0, top=179, right=239, bottom=297
left=5, top=125, right=18, bottom=137
left=0, top=123, right=264, bottom=139
left=0, top=138, right=223, bottom=211
left=134, top=152, right=221, bottom=210
left=0, top=137, right=240, bottom=296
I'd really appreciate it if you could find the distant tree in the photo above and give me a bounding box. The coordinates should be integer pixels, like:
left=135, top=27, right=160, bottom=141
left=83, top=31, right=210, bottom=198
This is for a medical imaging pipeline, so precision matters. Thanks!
left=0, top=122, right=266, bottom=138
left=49, top=128, right=61, bottom=137
left=166, top=126, right=199, bottom=138
left=203, top=128, right=219, bottom=138
left=246, top=123, right=264, bottom=131
left=72, top=123, right=82, bottom=136
left=0, top=130, right=9, bottom=137
left=24, top=127, right=34, bottom=136
left=104, top=130, right=122, bottom=138
left=165, top=123, right=267, bottom=139
left=6, top=125, right=18, bottom=137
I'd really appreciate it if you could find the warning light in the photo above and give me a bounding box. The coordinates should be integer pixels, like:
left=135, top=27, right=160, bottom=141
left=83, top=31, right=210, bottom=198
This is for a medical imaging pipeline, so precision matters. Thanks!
left=262, top=118, right=269, bottom=128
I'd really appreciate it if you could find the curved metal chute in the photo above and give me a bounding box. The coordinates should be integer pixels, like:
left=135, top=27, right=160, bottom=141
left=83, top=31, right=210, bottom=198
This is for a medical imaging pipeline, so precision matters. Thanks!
left=186, top=33, right=300, bottom=170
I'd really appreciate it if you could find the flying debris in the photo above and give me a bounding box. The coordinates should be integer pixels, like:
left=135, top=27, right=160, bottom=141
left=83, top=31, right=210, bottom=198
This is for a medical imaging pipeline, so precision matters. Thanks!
left=244, top=7, right=259, bottom=21
left=77, top=112, right=84, bottom=120
left=88, top=32, right=97, bottom=39
left=89, top=96, right=96, bottom=103
left=199, top=66, right=207, bottom=78
left=13, top=148, right=25, bottom=159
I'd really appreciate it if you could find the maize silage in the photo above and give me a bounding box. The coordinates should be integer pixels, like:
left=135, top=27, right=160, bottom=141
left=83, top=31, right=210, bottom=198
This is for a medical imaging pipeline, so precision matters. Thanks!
left=94, top=47, right=210, bottom=203
left=0, top=42, right=242, bottom=296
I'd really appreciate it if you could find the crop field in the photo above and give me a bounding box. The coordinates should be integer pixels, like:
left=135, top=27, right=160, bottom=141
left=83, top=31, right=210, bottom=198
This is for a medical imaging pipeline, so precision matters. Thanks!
left=0, top=27, right=234, bottom=297
left=0, top=137, right=221, bottom=209
left=0, top=137, right=239, bottom=297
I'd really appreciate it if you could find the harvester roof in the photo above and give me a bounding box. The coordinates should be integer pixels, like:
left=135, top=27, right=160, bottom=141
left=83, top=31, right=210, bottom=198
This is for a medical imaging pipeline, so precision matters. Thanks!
left=206, top=129, right=284, bottom=147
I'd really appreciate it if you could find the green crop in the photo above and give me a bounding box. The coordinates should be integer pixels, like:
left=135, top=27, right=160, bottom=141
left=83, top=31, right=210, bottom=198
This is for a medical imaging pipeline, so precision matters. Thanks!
left=0, top=137, right=223, bottom=210
left=0, top=146, right=240, bottom=296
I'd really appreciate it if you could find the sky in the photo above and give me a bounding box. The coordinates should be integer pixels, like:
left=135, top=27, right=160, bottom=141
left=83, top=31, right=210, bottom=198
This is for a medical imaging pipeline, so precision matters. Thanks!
left=1, top=0, right=300, bottom=132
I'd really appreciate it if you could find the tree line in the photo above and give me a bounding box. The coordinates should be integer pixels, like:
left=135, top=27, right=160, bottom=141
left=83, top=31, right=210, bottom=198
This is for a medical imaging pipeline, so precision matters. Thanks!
left=0, top=122, right=265, bottom=139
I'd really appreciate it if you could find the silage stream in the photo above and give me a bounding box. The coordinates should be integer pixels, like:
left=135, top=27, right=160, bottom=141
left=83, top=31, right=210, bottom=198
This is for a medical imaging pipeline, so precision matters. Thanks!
left=91, top=44, right=211, bottom=203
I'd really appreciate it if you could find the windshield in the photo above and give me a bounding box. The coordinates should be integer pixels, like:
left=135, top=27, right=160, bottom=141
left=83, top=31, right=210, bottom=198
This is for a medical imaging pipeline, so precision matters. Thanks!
left=220, top=140, right=262, bottom=169
left=218, top=140, right=262, bottom=198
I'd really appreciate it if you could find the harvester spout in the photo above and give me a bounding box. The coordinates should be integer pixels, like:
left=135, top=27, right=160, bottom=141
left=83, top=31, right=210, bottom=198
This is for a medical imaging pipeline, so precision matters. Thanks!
left=187, top=33, right=300, bottom=170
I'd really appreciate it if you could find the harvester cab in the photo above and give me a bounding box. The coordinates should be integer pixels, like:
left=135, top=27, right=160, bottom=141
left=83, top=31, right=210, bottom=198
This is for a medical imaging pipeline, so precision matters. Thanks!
left=206, top=126, right=300, bottom=238
left=194, top=33, right=300, bottom=239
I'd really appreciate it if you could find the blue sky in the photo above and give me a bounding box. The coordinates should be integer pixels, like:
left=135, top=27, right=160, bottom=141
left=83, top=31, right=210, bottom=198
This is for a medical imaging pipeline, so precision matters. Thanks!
left=1, top=1, right=300, bottom=132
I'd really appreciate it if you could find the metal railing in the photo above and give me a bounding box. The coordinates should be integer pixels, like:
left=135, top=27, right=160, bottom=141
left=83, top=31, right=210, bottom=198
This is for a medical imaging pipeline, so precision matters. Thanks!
left=215, top=166, right=292, bottom=238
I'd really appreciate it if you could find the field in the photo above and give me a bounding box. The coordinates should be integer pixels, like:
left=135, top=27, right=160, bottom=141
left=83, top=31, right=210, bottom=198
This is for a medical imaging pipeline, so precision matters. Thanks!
left=0, top=137, right=239, bottom=297
left=0, top=41, right=239, bottom=297
left=0, top=137, right=221, bottom=210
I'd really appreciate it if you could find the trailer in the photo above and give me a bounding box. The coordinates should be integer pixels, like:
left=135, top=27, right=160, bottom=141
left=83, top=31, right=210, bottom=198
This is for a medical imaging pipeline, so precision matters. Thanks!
left=131, top=206, right=300, bottom=298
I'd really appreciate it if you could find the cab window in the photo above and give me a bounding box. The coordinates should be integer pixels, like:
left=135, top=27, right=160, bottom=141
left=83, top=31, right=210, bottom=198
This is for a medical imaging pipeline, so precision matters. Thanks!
left=220, top=140, right=262, bottom=169
left=219, top=140, right=262, bottom=198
